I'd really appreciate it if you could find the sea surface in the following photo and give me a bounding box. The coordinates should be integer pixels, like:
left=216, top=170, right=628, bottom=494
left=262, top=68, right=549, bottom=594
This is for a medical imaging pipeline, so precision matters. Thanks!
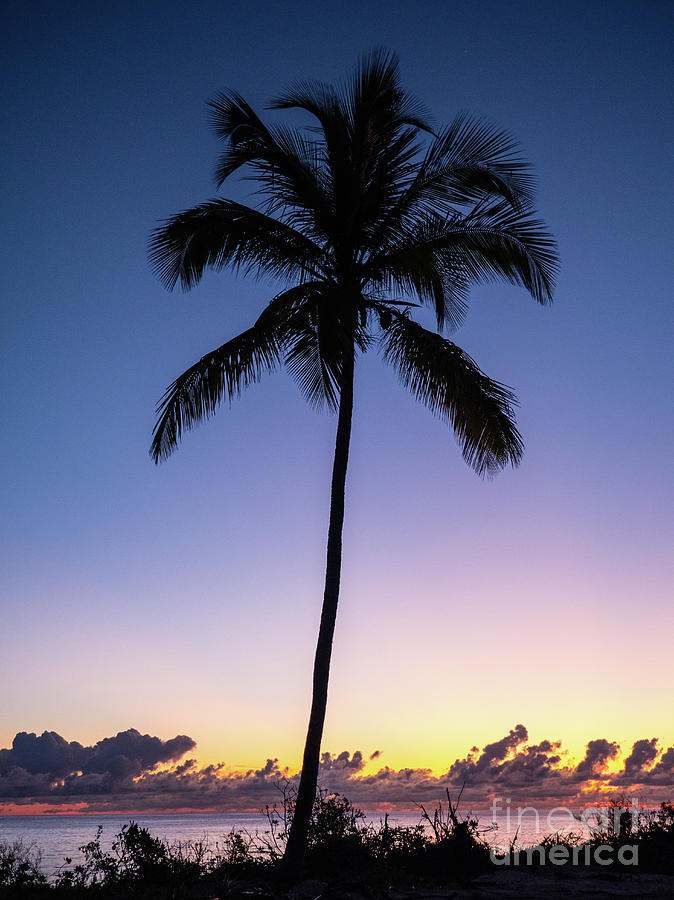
left=0, top=808, right=592, bottom=876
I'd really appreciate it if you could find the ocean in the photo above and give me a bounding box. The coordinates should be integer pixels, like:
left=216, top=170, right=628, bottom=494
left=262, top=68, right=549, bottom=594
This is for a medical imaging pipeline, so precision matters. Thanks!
left=0, top=808, right=591, bottom=876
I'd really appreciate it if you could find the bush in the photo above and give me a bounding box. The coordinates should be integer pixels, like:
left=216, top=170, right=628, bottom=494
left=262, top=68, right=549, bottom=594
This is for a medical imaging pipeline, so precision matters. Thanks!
left=585, top=797, right=674, bottom=872
left=7, top=792, right=672, bottom=894
left=0, top=839, right=46, bottom=891
left=54, top=820, right=263, bottom=896
left=260, top=784, right=490, bottom=883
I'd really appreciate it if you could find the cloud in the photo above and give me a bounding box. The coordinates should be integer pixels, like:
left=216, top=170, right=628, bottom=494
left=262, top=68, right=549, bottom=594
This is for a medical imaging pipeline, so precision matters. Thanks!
left=1, top=726, right=673, bottom=814
left=634, top=746, right=674, bottom=786
left=0, top=731, right=87, bottom=778
left=572, top=738, right=619, bottom=781
left=320, top=750, right=365, bottom=772
left=0, top=729, right=195, bottom=797
left=612, top=739, right=659, bottom=785
left=447, top=724, right=529, bottom=783
left=81, top=730, right=195, bottom=779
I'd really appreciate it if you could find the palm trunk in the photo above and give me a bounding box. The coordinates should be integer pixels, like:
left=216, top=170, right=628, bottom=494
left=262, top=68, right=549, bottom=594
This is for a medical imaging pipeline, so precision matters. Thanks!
left=280, top=342, right=355, bottom=880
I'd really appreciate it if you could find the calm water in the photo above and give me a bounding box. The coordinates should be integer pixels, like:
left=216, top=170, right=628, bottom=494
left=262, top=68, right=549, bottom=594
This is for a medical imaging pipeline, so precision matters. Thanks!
left=0, top=808, right=591, bottom=875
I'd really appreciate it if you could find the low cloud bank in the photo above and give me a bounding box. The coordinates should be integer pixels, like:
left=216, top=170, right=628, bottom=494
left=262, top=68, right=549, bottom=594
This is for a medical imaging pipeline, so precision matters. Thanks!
left=1, top=725, right=673, bottom=813
left=0, top=729, right=195, bottom=801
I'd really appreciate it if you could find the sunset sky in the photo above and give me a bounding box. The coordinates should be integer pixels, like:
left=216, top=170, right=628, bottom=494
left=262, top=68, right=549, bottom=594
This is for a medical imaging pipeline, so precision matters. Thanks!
left=2, top=0, right=673, bottom=812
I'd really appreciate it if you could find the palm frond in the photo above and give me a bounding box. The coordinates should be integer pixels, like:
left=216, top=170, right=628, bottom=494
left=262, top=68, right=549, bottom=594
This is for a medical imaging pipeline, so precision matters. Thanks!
left=150, top=284, right=322, bottom=461
left=283, top=291, right=369, bottom=411
left=367, top=113, right=538, bottom=256
left=366, top=218, right=470, bottom=331
left=273, top=51, right=430, bottom=249
left=366, top=201, right=557, bottom=307
left=148, top=199, right=326, bottom=290
left=443, top=199, right=558, bottom=304
left=381, top=312, right=523, bottom=476
left=208, top=92, right=332, bottom=235
left=423, top=113, right=537, bottom=206
left=346, top=49, right=432, bottom=136
left=346, top=51, right=429, bottom=226
left=284, top=322, right=341, bottom=412
left=270, top=79, right=346, bottom=154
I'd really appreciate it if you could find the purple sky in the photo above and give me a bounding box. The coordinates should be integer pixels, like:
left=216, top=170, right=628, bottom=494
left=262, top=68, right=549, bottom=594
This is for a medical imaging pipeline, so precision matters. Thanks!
left=2, top=0, right=673, bottom=788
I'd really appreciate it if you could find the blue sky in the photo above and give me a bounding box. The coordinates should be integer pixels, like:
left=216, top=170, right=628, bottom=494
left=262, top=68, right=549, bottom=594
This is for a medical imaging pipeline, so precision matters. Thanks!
left=2, top=0, right=673, bottom=776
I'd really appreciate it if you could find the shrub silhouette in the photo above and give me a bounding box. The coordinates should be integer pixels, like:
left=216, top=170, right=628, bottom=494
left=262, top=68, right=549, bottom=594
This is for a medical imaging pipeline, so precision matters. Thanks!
left=4, top=793, right=673, bottom=896
left=0, top=839, right=46, bottom=891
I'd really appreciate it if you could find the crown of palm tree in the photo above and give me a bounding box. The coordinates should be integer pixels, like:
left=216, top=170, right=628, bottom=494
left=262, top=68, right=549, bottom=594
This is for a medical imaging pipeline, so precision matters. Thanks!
left=149, top=50, right=557, bottom=474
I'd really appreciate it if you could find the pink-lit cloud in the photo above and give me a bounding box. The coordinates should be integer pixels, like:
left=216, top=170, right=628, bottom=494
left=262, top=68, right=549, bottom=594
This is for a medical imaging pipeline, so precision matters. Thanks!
left=1, top=726, right=673, bottom=814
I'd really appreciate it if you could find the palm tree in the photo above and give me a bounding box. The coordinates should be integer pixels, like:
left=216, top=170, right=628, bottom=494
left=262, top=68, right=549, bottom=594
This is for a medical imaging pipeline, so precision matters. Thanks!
left=149, top=50, right=557, bottom=877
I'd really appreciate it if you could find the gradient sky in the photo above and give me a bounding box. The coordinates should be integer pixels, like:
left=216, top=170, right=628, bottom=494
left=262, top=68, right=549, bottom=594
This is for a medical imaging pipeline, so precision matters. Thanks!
left=2, top=0, right=673, bottom=784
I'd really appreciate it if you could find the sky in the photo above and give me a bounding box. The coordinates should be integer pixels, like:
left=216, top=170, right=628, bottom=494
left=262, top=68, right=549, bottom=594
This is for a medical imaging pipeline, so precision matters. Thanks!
left=2, top=0, right=673, bottom=812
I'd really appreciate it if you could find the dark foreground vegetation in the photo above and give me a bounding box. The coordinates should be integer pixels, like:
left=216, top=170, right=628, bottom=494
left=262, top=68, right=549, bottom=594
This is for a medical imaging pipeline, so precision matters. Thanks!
left=2, top=791, right=673, bottom=899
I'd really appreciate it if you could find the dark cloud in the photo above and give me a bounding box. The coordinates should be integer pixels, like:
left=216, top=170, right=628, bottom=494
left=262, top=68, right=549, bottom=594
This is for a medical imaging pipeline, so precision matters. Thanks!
left=1, top=726, right=674, bottom=813
left=0, top=731, right=87, bottom=777
left=81, top=730, right=195, bottom=778
left=446, top=724, right=529, bottom=783
left=625, top=739, right=659, bottom=776
left=320, top=750, right=364, bottom=772
left=635, top=746, right=674, bottom=786
left=0, top=728, right=195, bottom=796
left=573, top=738, right=619, bottom=781
left=612, top=738, right=659, bottom=785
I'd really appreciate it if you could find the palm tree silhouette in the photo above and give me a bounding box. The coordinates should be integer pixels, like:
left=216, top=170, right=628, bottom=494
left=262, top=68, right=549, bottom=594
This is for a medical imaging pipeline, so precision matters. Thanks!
left=149, top=50, right=557, bottom=877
